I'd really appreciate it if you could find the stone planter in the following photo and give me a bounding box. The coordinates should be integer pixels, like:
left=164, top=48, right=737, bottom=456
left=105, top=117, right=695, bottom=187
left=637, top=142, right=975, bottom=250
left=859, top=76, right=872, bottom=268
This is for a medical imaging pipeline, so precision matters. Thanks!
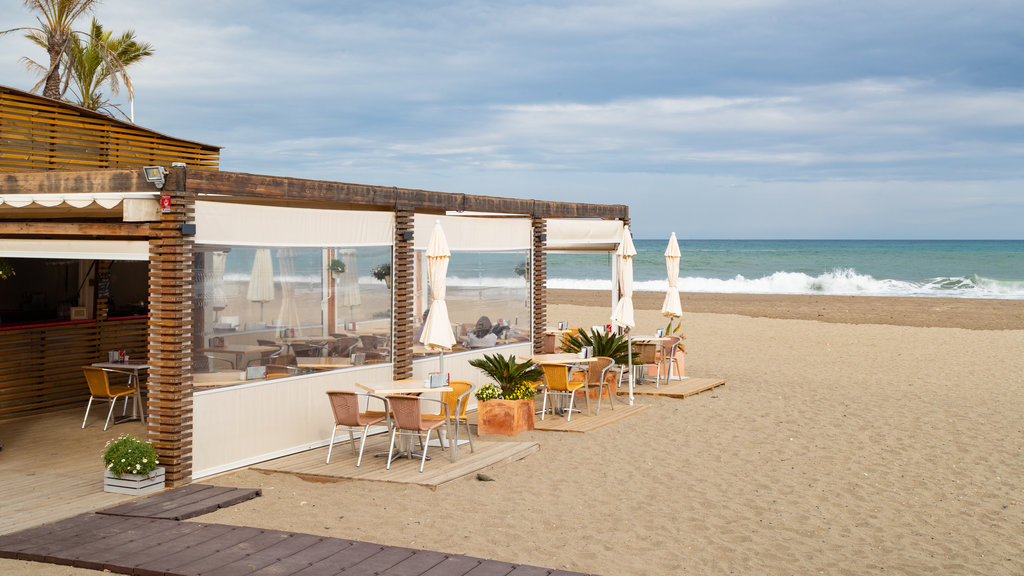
left=476, top=398, right=535, bottom=436
left=103, top=466, right=165, bottom=495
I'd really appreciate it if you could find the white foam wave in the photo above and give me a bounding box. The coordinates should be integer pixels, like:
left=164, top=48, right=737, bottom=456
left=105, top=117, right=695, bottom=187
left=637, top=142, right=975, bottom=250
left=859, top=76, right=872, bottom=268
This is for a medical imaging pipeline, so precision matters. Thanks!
left=551, top=268, right=1024, bottom=299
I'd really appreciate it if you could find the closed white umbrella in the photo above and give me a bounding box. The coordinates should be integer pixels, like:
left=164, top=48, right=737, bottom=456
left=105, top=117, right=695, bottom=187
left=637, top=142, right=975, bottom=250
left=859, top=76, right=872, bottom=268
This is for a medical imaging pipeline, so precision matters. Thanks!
left=207, top=251, right=228, bottom=322
left=661, top=232, right=682, bottom=318
left=336, top=249, right=362, bottom=323
left=247, top=249, right=275, bottom=323
left=420, top=220, right=457, bottom=372
left=611, top=225, right=637, bottom=405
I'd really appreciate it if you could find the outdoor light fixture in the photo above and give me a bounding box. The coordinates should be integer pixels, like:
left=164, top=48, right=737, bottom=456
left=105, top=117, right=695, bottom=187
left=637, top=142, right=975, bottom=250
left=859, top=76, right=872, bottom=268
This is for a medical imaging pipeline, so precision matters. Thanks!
left=142, top=166, right=166, bottom=189
left=402, top=230, right=414, bottom=241
left=539, top=233, right=547, bottom=242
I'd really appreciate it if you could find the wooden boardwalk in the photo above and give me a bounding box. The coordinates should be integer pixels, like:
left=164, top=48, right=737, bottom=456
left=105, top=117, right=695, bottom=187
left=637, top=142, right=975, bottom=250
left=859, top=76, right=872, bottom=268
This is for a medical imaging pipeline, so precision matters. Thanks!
left=98, top=484, right=261, bottom=521
left=530, top=403, right=649, bottom=433
left=618, top=377, right=726, bottom=399
left=0, top=407, right=149, bottom=535
left=0, top=513, right=591, bottom=576
left=252, top=437, right=539, bottom=488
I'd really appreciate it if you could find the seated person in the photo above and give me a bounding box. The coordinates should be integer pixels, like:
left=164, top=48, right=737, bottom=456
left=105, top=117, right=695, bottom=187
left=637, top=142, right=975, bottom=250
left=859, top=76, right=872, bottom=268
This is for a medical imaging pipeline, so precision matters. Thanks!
left=467, top=315, right=498, bottom=348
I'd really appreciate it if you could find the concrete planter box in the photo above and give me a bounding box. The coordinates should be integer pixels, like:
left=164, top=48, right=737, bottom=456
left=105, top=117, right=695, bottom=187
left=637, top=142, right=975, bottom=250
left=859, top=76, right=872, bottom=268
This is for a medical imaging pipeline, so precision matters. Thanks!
left=103, top=466, right=165, bottom=495
left=476, top=398, right=535, bottom=436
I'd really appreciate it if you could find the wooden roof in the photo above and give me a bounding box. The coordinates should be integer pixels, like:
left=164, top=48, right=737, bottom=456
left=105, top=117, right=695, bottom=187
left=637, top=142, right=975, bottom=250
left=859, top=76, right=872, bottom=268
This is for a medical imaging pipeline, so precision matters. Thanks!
left=0, top=85, right=220, bottom=172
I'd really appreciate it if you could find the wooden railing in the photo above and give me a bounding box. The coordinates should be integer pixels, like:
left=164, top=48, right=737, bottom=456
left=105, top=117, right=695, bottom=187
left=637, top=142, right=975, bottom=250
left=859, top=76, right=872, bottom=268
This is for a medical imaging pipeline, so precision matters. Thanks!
left=0, top=87, right=219, bottom=172
left=0, top=317, right=147, bottom=418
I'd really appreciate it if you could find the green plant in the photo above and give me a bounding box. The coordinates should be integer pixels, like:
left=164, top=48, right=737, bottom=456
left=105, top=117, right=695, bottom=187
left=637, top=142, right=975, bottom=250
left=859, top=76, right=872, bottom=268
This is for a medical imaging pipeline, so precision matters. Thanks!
left=103, top=433, right=159, bottom=478
left=469, top=353, right=543, bottom=401
left=514, top=260, right=529, bottom=281
left=560, top=327, right=637, bottom=366
left=0, top=259, right=13, bottom=280
left=371, top=262, right=391, bottom=282
left=328, top=258, right=346, bottom=276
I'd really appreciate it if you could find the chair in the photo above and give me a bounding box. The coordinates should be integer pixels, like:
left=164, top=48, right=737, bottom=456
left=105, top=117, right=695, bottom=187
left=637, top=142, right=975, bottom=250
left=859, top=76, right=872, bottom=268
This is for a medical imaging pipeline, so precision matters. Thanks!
left=540, top=363, right=586, bottom=422
left=290, top=343, right=321, bottom=358
left=584, top=357, right=617, bottom=415
left=633, top=341, right=662, bottom=387
left=659, top=336, right=683, bottom=384
left=328, top=335, right=360, bottom=357
left=386, top=395, right=452, bottom=472
left=81, top=367, right=140, bottom=431
left=423, top=381, right=474, bottom=461
left=325, top=391, right=388, bottom=467
left=254, top=339, right=285, bottom=366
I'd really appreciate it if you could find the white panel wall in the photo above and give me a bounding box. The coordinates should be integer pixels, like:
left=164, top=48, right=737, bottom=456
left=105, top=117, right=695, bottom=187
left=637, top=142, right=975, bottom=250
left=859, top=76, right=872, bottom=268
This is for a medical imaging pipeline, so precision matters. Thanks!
left=192, top=342, right=531, bottom=478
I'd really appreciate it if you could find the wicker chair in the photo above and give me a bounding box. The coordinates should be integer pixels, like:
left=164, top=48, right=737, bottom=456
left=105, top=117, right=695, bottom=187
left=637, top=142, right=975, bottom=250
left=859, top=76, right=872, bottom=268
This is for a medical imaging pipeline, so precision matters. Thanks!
left=325, top=391, right=388, bottom=467
left=386, top=395, right=451, bottom=472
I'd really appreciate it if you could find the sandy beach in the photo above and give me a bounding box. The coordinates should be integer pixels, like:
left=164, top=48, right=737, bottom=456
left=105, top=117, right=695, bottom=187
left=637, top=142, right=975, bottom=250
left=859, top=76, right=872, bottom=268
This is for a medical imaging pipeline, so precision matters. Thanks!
left=6, top=292, right=1023, bottom=575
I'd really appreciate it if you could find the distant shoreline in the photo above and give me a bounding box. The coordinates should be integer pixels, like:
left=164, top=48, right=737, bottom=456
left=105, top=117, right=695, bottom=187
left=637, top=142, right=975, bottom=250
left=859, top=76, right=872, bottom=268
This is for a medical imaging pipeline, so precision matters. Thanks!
left=548, top=289, right=1024, bottom=330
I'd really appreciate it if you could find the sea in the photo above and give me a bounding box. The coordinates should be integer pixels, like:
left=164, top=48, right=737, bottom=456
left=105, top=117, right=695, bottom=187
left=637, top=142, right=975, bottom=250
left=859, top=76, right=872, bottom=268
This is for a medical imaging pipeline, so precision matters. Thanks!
left=548, top=240, right=1024, bottom=300
left=221, top=240, right=1024, bottom=301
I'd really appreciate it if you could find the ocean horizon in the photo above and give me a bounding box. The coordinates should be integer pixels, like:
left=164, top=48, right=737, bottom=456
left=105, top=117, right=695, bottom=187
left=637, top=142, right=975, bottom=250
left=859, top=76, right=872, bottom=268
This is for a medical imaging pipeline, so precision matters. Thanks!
left=548, top=239, right=1024, bottom=300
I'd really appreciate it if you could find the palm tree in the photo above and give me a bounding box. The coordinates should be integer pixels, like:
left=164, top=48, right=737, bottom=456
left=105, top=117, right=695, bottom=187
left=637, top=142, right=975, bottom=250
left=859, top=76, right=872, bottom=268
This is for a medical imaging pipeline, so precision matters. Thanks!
left=65, top=18, right=153, bottom=116
left=2, top=0, right=99, bottom=99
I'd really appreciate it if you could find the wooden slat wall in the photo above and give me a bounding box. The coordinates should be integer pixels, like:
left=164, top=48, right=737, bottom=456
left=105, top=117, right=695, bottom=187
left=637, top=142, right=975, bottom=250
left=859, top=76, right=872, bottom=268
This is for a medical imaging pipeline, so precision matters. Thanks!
left=0, top=88, right=219, bottom=172
left=146, top=168, right=194, bottom=485
left=392, top=210, right=415, bottom=380
left=0, top=317, right=146, bottom=417
left=532, top=217, right=547, bottom=354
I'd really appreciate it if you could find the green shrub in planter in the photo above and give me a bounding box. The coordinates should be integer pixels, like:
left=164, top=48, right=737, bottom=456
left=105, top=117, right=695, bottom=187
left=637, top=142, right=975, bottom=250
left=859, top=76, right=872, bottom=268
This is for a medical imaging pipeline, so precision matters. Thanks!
left=103, top=433, right=159, bottom=478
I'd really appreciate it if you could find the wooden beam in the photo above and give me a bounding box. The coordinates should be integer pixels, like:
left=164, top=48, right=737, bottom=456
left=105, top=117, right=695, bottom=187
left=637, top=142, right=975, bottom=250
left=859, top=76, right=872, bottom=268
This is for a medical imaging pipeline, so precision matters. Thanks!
left=0, top=221, right=151, bottom=237
left=186, top=170, right=628, bottom=220
left=0, top=169, right=151, bottom=194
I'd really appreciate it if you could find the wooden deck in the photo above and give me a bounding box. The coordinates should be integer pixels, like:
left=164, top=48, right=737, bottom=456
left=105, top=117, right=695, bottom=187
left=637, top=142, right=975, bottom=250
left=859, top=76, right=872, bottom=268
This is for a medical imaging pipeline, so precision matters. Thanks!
left=618, top=377, right=727, bottom=399
left=0, top=406, right=149, bottom=535
left=98, top=484, right=261, bottom=521
left=530, top=403, right=650, bottom=433
left=0, top=512, right=591, bottom=576
left=252, top=436, right=539, bottom=488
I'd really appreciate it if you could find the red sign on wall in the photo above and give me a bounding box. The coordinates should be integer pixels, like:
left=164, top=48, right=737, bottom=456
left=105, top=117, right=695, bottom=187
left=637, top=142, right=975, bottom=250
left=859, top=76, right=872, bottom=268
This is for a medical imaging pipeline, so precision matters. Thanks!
left=160, top=194, right=172, bottom=213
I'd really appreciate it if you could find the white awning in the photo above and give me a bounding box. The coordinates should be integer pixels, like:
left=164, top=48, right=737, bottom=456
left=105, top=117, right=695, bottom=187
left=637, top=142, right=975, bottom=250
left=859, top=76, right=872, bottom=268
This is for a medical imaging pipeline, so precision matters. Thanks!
left=546, top=219, right=624, bottom=252
left=0, top=239, right=149, bottom=260
left=413, top=214, right=531, bottom=251
left=194, top=201, right=395, bottom=247
left=0, top=192, right=156, bottom=209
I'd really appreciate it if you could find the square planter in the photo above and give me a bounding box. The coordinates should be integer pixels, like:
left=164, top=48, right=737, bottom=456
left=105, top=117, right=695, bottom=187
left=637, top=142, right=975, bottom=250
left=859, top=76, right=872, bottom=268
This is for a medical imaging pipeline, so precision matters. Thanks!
left=476, top=398, right=535, bottom=436
left=103, top=466, right=165, bottom=495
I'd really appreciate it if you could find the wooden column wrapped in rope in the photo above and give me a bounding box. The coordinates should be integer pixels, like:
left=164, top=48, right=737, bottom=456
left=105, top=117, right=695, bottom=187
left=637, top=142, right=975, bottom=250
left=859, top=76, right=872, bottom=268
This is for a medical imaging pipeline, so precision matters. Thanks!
left=146, top=165, right=194, bottom=485
left=532, top=217, right=547, bottom=354
left=392, top=209, right=415, bottom=380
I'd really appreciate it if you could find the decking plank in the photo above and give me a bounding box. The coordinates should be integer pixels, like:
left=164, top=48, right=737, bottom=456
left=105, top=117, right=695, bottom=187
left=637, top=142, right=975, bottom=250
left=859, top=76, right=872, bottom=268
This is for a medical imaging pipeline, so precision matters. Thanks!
left=91, top=520, right=208, bottom=573
left=135, top=525, right=265, bottom=576
left=465, top=560, right=518, bottom=575
left=247, top=539, right=357, bottom=576
left=169, top=529, right=293, bottom=575
left=97, top=483, right=215, bottom=517
left=382, top=550, right=450, bottom=576
left=418, top=555, right=483, bottom=576
left=202, top=533, right=325, bottom=576
left=288, top=541, right=387, bottom=576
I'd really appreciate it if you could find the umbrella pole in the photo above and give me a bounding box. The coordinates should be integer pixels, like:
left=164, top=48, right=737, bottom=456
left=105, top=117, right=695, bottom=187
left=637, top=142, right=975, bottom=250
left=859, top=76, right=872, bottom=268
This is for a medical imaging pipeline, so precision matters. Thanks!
left=438, top=350, right=445, bottom=375
left=627, top=327, right=634, bottom=406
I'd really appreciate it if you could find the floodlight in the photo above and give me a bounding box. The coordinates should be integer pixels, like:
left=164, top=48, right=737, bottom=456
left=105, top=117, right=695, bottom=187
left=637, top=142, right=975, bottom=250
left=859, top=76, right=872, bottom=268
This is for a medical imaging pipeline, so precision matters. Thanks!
left=142, top=166, right=165, bottom=189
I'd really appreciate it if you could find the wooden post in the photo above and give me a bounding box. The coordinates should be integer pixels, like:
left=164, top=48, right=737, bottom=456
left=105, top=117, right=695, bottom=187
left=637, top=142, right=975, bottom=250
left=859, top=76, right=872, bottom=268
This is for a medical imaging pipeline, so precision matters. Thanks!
left=532, top=217, right=547, bottom=354
left=392, top=209, right=414, bottom=379
left=146, top=165, right=194, bottom=486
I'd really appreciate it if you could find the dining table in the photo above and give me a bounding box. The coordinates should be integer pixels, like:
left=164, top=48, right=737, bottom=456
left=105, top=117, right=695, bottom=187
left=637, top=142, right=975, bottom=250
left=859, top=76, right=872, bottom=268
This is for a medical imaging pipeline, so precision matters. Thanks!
left=91, top=361, right=149, bottom=423
left=355, top=379, right=454, bottom=464
left=518, top=353, right=604, bottom=416
left=295, top=357, right=354, bottom=371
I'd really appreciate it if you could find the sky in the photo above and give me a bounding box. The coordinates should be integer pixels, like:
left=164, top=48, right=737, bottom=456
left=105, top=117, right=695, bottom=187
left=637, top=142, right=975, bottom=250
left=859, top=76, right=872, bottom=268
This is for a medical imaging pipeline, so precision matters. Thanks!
left=2, top=0, right=1023, bottom=239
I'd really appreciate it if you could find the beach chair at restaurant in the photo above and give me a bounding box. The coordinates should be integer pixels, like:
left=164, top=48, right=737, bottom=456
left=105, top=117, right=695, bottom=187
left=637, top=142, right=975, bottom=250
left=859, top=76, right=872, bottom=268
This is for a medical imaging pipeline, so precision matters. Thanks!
left=386, top=395, right=452, bottom=472
left=633, top=341, right=662, bottom=387
left=660, top=335, right=683, bottom=383
left=423, top=380, right=475, bottom=461
left=540, top=363, right=586, bottom=422
left=325, top=391, right=388, bottom=467
left=81, top=366, right=140, bottom=431
left=584, top=356, right=617, bottom=415
left=253, top=339, right=284, bottom=366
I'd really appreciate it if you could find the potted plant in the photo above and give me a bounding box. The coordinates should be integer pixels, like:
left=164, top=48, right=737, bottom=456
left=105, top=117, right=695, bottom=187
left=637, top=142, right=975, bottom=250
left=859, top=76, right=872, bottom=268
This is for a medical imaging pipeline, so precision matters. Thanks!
left=0, top=258, right=14, bottom=280
left=371, top=262, right=392, bottom=289
left=560, top=327, right=637, bottom=398
left=328, top=258, right=346, bottom=279
left=102, top=433, right=165, bottom=495
left=469, top=353, right=543, bottom=436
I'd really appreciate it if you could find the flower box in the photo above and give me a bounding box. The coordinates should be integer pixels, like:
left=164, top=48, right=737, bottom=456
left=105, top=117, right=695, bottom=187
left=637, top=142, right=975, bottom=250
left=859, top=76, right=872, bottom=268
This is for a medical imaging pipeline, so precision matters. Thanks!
left=103, top=466, right=165, bottom=495
left=476, top=398, right=535, bottom=436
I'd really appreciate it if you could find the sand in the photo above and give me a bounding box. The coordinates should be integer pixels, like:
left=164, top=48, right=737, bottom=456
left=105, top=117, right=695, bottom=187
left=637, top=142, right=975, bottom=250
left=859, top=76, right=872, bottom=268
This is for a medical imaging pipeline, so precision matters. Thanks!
left=6, top=292, right=1023, bottom=575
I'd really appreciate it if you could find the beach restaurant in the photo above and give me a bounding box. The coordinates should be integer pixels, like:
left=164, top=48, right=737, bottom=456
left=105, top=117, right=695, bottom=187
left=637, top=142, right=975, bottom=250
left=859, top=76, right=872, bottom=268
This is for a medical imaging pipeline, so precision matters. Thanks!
left=0, top=85, right=628, bottom=485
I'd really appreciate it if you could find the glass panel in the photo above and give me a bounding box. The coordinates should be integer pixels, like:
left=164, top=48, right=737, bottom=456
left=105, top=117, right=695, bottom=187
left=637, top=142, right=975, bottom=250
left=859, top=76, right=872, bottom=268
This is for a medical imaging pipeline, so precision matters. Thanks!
left=413, top=250, right=531, bottom=356
left=192, top=245, right=392, bottom=388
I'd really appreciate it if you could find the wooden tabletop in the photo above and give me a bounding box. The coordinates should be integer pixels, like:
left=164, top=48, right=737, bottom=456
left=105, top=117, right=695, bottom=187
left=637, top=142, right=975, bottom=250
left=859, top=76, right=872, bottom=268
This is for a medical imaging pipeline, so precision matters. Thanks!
left=295, top=357, right=353, bottom=370
left=355, top=379, right=453, bottom=395
left=92, top=362, right=150, bottom=371
left=519, top=353, right=603, bottom=365
left=197, top=345, right=280, bottom=355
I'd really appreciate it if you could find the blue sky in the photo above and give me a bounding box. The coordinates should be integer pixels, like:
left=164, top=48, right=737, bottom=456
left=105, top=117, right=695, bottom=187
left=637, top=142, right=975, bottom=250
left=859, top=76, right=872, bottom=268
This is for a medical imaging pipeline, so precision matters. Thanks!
left=2, top=0, right=1023, bottom=239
